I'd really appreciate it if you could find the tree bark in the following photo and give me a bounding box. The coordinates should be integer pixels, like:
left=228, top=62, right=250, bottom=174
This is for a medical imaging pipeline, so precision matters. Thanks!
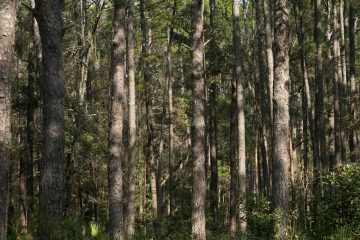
left=166, top=0, right=177, bottom=217
left=190, top=0, right=206, bottom=239
left=264, top=0, right=274, bottom=123
left=233, top=0, right=247, bottom=232
left=108, top=0, right=126, bottom=239
left=331, top=0, right=341, bottom=170
left=209, top=0, right=218, bottom=226
left=272, top=0, right=290, bottom=238
left=348, top=5, right=357, bottom=162
left=339, top=0, right=347, bottom=163
left=125, top=0, right=137, bottom=237
left=35, top=0, right=65, bottom=238
left=0, top=2, right=15, bottom=239
left=229, top=75, right=238, bottom=237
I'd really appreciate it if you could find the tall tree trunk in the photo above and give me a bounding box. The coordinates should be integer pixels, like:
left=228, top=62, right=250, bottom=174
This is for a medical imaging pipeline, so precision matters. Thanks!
left=348, top=5, right=357, bottom=162
left=35, top=0, right=65, bottom=238
left=233, top=0, right=247, bottom=232
left=331, top=0, right=341, bottom=170
left=19, top=116, right=28, bottom=233
left=166, top=0, right=177, bottom=217
left=313, top=0, right=325, bottom=224
left=158, top=58, right=167, bottom=216
left=108, top=0, right=126, bottom=239
left=190, top=0, right=206, bottom=239
left=0, top=2, right=15, bottom=238
left=339, top=0, right=347, bottom=163
left=125, top=0, right=137, bottom=236
left=272, top=0, right=290, bottom=238
left=140, top=0, right=158, bottom=221
left=264, top=0, right=274, bottom=124
left=209, top=0, right=218, bottom=226
left=209, top=81, right=218, bottom=224
left=257, top=0, right=274, bottom=198
left=229, top=76, right=238, bottom=236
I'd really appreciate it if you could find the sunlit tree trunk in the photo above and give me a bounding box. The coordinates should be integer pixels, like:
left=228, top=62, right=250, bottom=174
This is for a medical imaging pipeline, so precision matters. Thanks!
left=331, top=0, right=341, bottom=170
left=190, top=0, right=206, bottom=239
left=272, top=0, right=290, bottom=238
left=348, top=5, right=358, bottom=163
left=339, top=0, right=347, bottom=163
left=108, top=0, right=126, bottom=239
left=125, top=0, right=137, bottom=236
left=233, top=0, right=247, bottom=232
left=166, top=0, right=177, bottom=217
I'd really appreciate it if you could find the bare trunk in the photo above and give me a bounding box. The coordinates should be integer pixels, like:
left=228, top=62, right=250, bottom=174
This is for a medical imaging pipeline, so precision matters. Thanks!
left=209, top=0, right=218, bottom=226
left=108, top=0, right=126, bottom=239
left=339, top=0, right=347, bottom=163
left=272, top=0, right=290, bottom=238
left=34, top=0, right=65, bottom=238
left=0, top=41, right=12, bottom=238
left=190, top=0, right=206, bottom=239
left=0, top=1, right=15, bottom=238
left=229, top=77, right=238, bottom=236
left=264, top=0, right=274, bottom=123
left=166, top=0, right=177, bottom=217
left=125, top=0, right=137, bottom=236
left=331, top=0, right=341, bottom=170
left=348, top=5, right=357, bottom=162
left=234, top=0, right=247, bottom=232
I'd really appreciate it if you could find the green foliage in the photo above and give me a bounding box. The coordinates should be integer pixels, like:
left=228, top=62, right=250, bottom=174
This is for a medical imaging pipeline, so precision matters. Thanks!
left=318, top=164, right=360, bottom=238
left=325, top=226, right=352, bottom=240
left=246, top=195, right=277, bottom=240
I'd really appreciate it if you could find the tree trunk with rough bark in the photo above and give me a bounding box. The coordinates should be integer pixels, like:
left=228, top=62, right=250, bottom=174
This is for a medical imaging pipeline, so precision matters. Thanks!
left=108, top=0, right=126, bottom=239
left=233, top=0, right=247, bottom=232
left=190, top=0, right=206, bottom=239
left=229, top=76, right=238, bottom=237
left=125, top=0, right=137, bottom=237
left=264, top=0, right=274, bottom=124
left=35, top=0, right=65, bottom=238
left=272, top=0, right=290, bottom=238
left=166, top=0, right=177, bottom=217
left=209, top=0, right=218, bottom=226
left=331, top=0, right=341, bottom=170
left=0, top=2, right=16, bottom=238
left=348, top=5, right=358, bottom=162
